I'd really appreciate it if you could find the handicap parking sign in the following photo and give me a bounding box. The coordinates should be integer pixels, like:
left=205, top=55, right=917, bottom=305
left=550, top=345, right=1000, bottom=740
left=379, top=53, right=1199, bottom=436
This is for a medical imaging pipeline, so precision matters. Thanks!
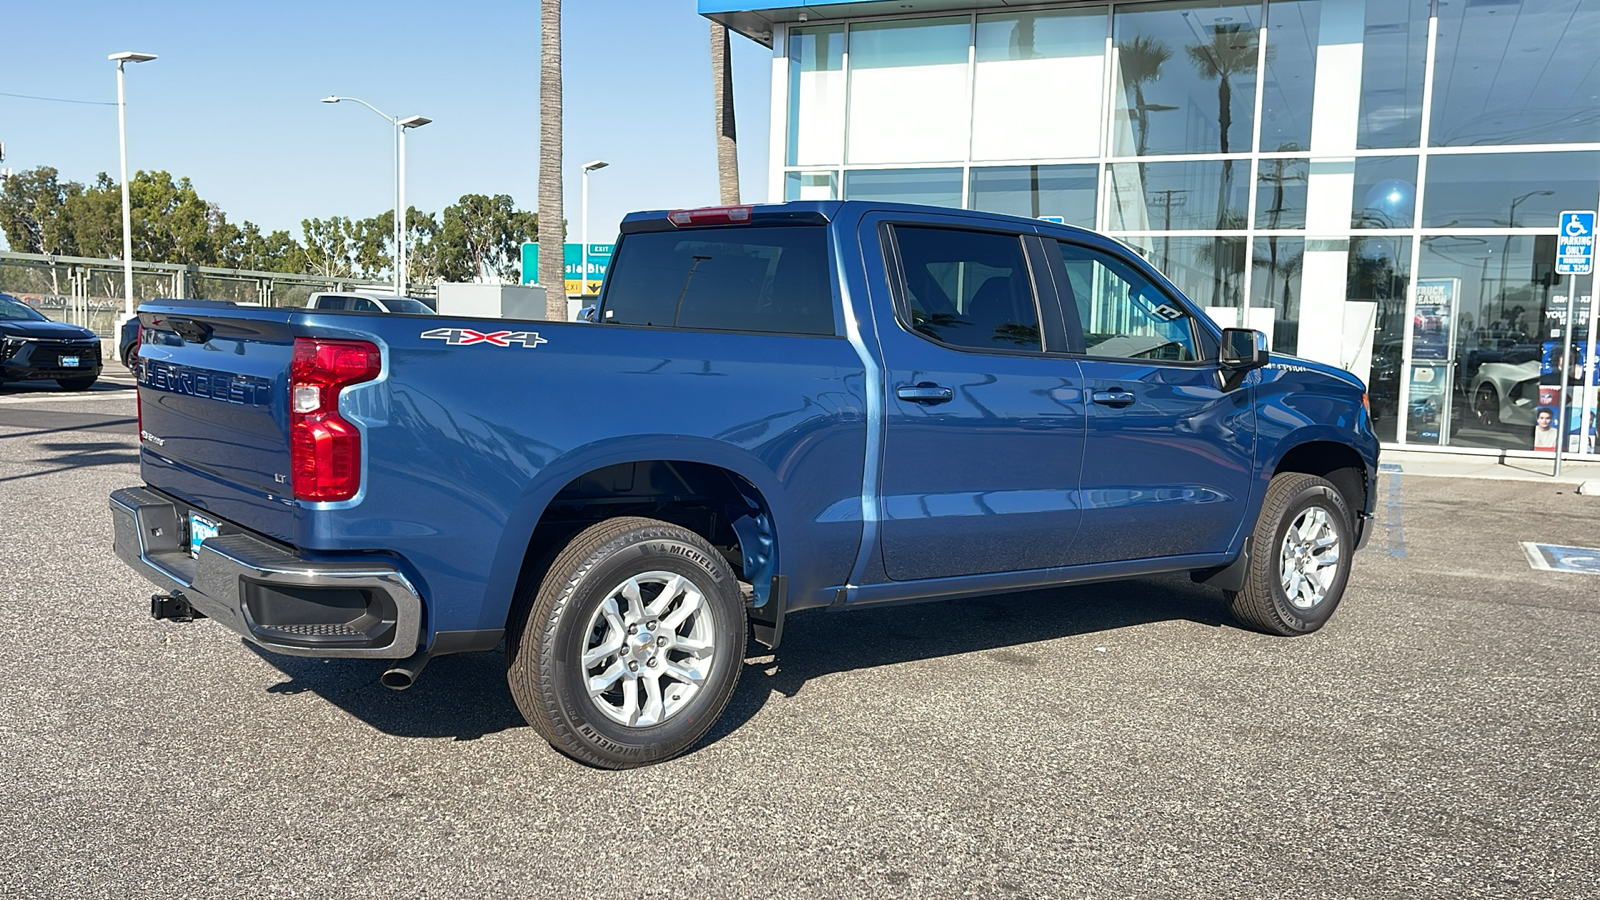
left=1555, top=210, right=1595, bottom=275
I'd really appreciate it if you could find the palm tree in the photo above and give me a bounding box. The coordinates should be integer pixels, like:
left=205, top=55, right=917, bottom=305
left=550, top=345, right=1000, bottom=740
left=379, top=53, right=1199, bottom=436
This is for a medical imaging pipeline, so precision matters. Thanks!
left=1116, top=36, right=1173, bottom=160
left=538, top=0, right=566, bottom=320
left=1187, top=23, right=1261, bottom=304
left=711, top=21, right=740, bottom=205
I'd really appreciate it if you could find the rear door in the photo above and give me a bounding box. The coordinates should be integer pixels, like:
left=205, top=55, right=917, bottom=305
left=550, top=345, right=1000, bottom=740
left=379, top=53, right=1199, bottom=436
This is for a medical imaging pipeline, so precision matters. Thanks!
left=867, top=212, right=1087, bottom=581
left=1049, top=238, right=1255, bottom=565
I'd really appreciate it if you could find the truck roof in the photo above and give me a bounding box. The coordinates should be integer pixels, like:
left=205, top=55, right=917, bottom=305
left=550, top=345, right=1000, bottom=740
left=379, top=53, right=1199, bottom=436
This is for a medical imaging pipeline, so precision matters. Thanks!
left=618, top=200, right=1100, bottom=238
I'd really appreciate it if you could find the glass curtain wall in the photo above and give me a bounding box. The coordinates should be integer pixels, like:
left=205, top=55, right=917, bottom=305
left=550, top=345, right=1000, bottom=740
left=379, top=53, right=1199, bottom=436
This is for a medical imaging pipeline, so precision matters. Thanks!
left=778, top=0, right=1600, bottom=457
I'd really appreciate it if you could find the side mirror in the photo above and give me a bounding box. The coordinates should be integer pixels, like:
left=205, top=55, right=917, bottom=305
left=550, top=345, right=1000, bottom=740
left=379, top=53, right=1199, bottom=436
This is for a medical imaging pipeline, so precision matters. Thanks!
left=577, top=306, right=597, bottom=323
left=1220, top=327, right=1269, bottom=371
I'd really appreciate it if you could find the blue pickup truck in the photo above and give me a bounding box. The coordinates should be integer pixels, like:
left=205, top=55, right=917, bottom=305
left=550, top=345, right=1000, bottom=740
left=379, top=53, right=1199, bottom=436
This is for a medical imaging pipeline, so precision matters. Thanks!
left=112, top=201, right=1377, bottom=768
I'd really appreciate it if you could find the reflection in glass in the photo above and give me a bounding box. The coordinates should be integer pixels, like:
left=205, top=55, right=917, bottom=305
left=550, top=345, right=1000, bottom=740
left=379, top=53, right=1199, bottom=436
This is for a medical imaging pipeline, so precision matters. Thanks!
left=969, top=165, right=1098, bottom=226
left=1358, top=0, right=1429, bottom=148
left=846, top=17, right=971, bottom=164
left=1255, top=157, right=1308, bottom=229
left=1432, top=1, right=1600, bottom=146
left=1422, top=152, right=1600, bottom=228
left=787, top=26, right=846, bottom=166
left=1258, top=0, right=1318, bottom=152
left=1251, top=237, right=1302, bottom=354
left=1125, top=235, right=1244, bottom=310
left=1419, top=235, right=1568, bottom=452
left=843, top=168, right=964, bottom=208
left=1112, top=1, right=1261, bottom=157
left=1351, top=156, right=1417, bottom=228
left=1110, top=160, right=1248, bottom=231
left=785, top=171, right=839, bottom=202
left=973, top=9, right=1108, bottom=161
left=1348, top=236, right=1411, bottom=443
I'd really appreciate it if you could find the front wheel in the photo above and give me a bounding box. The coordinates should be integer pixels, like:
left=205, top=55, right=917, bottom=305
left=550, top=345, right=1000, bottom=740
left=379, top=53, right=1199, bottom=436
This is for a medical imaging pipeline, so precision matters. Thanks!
left=1225, top=472, right=1352, bottom=636
left=507, top=517, right=747, bottom=768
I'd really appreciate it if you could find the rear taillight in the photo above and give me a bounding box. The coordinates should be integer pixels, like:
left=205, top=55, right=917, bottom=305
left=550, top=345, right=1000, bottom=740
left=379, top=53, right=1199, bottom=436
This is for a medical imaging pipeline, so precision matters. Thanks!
left=667, top=205, right=752, bottom=227
left=289, top=337, right=381, bottom=502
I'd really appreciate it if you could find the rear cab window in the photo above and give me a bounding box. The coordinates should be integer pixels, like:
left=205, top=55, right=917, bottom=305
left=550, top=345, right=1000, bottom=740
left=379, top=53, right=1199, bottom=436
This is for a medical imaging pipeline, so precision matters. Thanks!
left=598, top=226, right=836, bottom=335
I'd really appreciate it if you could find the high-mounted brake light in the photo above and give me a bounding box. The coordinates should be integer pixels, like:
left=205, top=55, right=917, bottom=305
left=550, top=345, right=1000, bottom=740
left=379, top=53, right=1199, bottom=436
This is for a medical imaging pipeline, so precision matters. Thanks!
left=667, top=205, right=753, bottom=227
left=289, top=338, right=381, bottom=502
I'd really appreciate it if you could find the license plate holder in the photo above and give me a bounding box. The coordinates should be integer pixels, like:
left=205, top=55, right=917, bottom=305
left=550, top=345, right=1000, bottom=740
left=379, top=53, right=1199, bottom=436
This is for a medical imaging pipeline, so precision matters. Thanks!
left=61, top=355, right=80, bottom=367
left=188, top=511, right=220, bottom=558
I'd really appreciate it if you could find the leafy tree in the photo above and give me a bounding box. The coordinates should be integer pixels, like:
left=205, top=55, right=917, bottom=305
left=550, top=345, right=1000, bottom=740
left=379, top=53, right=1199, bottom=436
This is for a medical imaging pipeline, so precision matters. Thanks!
left=0, top=166, right=83, bottom=255
left=433, top=193, right=537, bottom=283
left=1116, top=37, right=1173, bottom=162
left=404, top=207, right=442, bottom=285
left=302, top=215, right=388, bottom=279
left=1187, top=23, right=1263, bottom=304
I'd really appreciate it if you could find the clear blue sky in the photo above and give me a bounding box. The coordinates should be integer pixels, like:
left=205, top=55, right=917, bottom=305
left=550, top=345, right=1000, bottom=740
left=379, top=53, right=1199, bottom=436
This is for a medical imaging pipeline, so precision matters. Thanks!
left=0, top=0, right=774, bottom=252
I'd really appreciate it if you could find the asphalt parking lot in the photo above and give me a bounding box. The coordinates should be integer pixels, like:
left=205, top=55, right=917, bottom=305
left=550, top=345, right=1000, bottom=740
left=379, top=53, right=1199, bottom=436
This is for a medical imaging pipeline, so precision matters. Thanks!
left=2, top=376, right=1597, bottom=899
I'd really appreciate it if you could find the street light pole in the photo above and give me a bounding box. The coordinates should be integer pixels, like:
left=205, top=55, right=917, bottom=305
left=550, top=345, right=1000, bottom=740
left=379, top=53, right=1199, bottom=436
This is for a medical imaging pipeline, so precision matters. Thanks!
left=1501, top=189, right=1555, bottom=320
left=110, top=51, right=157, bottom=323
left=321, top=97, right=430, bottom=292
left=581, top=160, right=609, bottom=299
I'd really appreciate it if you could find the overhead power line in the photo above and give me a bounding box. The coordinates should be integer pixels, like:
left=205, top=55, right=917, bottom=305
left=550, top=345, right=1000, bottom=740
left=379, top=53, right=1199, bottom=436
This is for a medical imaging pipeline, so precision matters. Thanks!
left=0, top=91, right=115, bottom=106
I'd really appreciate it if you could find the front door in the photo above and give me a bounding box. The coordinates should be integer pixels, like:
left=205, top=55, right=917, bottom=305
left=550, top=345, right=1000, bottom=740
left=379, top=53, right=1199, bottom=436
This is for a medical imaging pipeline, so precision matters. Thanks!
left=1050, top=238, right=1256, bottom=565
left=870, top=217, right=1088, bottom=582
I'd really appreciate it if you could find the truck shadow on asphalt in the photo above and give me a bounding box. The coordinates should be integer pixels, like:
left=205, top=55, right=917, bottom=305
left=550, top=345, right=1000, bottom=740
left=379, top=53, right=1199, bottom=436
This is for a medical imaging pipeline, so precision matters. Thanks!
left=0, top=439, right=139, bottom=485
left=247, top=574, right=1232, bottom=752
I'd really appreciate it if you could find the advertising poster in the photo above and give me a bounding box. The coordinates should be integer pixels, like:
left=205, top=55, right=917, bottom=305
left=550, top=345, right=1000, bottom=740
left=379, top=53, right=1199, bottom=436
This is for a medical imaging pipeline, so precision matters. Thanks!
left=1412, top=279, right=1458, bottom=361
left=1407, top=362, right=1451, bottom=443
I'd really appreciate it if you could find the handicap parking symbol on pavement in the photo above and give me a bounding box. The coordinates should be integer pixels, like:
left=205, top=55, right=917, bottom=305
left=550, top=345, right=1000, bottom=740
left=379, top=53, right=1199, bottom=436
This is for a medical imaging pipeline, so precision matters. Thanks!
left=1521, top=542, right=1600, bottom=575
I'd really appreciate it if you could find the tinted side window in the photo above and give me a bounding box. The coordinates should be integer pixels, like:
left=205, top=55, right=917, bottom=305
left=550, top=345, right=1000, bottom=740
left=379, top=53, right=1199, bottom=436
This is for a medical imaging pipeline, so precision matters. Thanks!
left=317, top=296, right=349, bottom=310
left=599, top=226, right=834, bottom=335
left=350, top=298, right=382, bottom=313
left=893, top=226, right=1041, bottom=351
left=1056, top=242, right=1198, bottom=362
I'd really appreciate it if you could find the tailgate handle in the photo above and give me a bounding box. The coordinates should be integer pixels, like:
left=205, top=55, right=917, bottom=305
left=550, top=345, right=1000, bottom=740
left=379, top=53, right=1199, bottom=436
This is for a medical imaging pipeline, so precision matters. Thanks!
left=168, top=317, right=214, bottom=344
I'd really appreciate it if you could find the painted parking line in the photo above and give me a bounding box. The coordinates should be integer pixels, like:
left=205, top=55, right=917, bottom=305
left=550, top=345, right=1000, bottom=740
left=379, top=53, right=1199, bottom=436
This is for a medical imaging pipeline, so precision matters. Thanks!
left=1521, top=542, right=1600, bottom=576
left=0, top=389, right=135, bottom=405
left=1378, top=462, right=1407, bottom=558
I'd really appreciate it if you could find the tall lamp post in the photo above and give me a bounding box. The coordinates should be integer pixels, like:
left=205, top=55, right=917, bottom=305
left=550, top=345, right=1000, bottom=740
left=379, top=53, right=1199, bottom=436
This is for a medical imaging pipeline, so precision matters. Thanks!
left=581, top=160, right=609, bottom=298
left=320, top=97, right=431, bottom=292
left=110, top=51, right=157, bottom=323
left=1501, top=189, right=1555, bottom=319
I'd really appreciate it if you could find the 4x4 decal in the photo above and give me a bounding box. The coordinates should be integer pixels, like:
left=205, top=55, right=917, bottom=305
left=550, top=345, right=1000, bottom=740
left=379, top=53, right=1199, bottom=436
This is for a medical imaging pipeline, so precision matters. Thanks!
left=421, top=327, right=548, bottom=348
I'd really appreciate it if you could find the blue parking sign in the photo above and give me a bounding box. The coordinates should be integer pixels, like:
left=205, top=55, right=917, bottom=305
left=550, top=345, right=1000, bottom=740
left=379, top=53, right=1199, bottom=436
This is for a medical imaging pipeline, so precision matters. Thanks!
left=1555, top=210, right=1594, bottom=275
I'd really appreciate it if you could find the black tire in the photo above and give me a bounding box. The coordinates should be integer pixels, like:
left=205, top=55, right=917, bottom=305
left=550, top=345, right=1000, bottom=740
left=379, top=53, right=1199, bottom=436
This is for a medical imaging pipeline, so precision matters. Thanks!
left=507, top=516, right=747, bottom=768
left=56, top=375, right=98, bottom=391
left=1473, top=384, right=1500, bottom=427
left=1225, top=473, right=1353, bottom=637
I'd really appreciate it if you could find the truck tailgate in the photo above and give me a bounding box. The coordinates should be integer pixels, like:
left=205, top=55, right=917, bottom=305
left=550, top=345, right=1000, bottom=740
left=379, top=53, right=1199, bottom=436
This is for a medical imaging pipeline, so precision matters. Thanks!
left=137, top=305, right=298, bottom=542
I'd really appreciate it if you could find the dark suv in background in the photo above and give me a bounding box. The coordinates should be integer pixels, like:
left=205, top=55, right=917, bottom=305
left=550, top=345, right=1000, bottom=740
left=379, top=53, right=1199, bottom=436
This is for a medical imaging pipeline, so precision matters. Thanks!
left=0, top=292, right=103, bottom=390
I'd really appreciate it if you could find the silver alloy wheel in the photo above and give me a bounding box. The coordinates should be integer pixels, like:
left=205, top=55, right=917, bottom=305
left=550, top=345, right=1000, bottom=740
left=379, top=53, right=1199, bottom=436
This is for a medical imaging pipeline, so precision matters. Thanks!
left=580, top=570, right=718, bottom=728
left=1279, top=506, right=1342, bottom=610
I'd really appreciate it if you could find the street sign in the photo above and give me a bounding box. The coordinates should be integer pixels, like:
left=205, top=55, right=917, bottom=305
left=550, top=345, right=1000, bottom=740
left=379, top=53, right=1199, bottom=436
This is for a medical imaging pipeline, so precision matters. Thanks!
left=1037, top=216, right=1065, bottom=225
left=1556, top=210, right=1595, bottom=275
left=522, top=241, right=615, bottom=295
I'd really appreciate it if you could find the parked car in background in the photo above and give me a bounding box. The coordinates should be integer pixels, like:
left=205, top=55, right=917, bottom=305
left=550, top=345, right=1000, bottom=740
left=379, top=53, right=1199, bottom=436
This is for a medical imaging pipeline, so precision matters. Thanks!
left=119, top=316, right=141, bottom=370
left=1469, top=346, right=1542, bottom=427
left=0, top=292, right=103, bottom=390
left=306, top=291, right=435, bottom=314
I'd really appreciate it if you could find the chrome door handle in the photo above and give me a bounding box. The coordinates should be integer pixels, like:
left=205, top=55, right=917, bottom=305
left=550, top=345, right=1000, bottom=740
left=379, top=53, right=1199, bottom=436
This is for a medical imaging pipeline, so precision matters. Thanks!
left=897, top=383, right=954, bottom=404
left=1091, top=389, right=1136, bottom=407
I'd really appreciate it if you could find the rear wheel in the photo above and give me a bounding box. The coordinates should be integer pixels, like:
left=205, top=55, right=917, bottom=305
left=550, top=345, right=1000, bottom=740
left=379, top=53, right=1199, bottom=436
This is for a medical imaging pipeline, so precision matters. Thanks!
left=56, top=375, right=98, bottom=391
left=1225, top=472, right=1352, bottom=636
left=507, top=517, right=747, bottom=768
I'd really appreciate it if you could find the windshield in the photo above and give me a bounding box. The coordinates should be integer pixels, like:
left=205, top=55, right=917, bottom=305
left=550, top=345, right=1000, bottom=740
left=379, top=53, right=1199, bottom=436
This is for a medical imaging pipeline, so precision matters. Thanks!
left=0, top=295, right=48, bottom=322
left=384, top=297, right=434, bottom=314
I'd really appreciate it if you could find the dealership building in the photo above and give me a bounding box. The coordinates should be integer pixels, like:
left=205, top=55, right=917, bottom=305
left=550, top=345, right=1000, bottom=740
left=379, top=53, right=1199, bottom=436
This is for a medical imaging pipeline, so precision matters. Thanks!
left=701, top=0, right=1600, bottom=459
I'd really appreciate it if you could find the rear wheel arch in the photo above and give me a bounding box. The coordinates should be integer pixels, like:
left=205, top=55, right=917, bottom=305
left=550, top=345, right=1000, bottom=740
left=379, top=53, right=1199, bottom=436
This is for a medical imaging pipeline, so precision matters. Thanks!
left=501, top=459, right=783, bottom=634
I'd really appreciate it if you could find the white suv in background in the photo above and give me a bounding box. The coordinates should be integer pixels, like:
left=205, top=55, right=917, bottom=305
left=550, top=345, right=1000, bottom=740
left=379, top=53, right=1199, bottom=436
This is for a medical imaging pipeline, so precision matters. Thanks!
left=306, top=291, right=435, bottom=314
